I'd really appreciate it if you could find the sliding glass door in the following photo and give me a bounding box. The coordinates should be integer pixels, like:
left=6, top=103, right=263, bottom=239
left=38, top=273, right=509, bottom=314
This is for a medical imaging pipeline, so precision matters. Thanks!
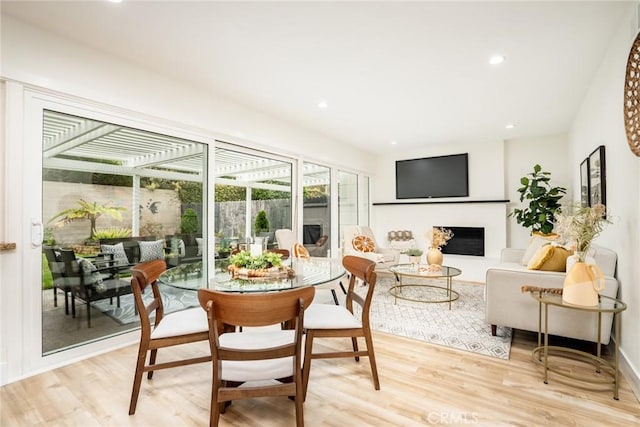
left=41, top=110, right=207, bottom=354
left=213, top=144, right=293, bottom=254
left=303, top=162, right=331, bottom=256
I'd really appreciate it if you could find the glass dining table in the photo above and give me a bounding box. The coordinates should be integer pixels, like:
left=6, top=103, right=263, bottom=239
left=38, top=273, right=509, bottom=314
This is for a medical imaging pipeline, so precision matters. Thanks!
left=159, top=257, right=346, bottom=293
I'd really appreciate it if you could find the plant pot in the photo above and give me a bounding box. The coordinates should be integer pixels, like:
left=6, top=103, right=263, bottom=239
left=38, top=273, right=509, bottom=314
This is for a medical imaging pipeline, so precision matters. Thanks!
left=408, top=255, right=421, bottom=266
left=426, top=247, right=443, bottom=266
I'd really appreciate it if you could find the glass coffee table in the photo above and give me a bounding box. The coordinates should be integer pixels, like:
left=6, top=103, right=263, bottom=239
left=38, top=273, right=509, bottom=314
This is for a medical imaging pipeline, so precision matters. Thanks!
left=388, top=264, right=462, bottom=309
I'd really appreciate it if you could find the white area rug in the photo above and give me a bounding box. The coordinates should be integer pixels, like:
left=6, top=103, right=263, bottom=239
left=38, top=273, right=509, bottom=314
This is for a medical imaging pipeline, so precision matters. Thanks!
left=365, top=277, right=512, bottom=360
left=91, top=284, right=199, bottom=325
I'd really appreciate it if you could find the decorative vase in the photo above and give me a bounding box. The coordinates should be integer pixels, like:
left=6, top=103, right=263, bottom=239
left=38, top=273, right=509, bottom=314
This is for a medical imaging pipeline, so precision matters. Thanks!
left=562, top=261, right=605, bottom=306
left=426, top=247, right=443, bottom=266
left=409, top=255, right=421, bottom=266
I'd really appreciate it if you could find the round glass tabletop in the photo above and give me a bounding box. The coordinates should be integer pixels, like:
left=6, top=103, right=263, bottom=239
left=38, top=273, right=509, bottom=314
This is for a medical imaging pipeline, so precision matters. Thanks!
left=159, top=257, right=345, bottom=293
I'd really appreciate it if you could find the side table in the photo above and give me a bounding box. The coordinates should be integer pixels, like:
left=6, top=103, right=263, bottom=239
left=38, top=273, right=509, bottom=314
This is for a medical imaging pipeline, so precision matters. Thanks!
left=528, top=291, right=627, bottom=399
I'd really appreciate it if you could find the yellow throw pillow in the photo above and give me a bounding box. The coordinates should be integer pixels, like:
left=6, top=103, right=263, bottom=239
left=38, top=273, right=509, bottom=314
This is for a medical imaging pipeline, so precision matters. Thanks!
left=527, top=245, right=571, bottom=272
left=352, top=235, right=376, bottom=253
left=521, top=233, right=559, bottom=266
left=539, top=246, right=571, bottom=272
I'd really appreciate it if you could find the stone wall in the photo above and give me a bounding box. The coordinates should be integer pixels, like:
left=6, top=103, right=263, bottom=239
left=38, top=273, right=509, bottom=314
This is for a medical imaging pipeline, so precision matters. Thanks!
left=44, top=182, right=181, bottom=245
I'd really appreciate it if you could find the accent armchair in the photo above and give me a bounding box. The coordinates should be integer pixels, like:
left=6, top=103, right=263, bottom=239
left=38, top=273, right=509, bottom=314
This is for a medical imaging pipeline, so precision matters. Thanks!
left=342, top=225, right=400, bottom=270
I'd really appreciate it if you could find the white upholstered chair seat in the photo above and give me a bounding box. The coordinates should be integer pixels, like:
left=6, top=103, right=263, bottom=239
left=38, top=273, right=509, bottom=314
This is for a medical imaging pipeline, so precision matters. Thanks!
left=218, top=329, right=297, bottom=382
left=304, top=303, right=362, bottom=329
left=151, top=307, right=209, bottom=339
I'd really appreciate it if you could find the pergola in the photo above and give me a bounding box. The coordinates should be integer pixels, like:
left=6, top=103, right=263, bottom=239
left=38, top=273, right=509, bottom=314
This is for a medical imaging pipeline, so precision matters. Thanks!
left=41, top=110, right=329, bottom=237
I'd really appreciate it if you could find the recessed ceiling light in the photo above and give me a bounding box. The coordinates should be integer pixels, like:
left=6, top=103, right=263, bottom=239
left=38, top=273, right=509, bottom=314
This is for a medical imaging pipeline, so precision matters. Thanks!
left=505, top=123, right=515, bottom=129
left=390, top=140, right=398, bottom=145
left=317, top=101, right=328, bottom=109
left=489, top=55, right=505, bottom=65
left=107, top=0, right=123, bottom=3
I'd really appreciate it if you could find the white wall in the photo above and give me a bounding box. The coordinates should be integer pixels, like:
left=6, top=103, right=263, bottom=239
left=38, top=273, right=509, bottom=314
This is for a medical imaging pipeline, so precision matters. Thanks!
left=504, top=134, right=570, bottom=249
left=568, top=3, right=640, bottom=395
left=371, top=138, right=569, bottom=258
left=0, top=16, right=376, bottom=384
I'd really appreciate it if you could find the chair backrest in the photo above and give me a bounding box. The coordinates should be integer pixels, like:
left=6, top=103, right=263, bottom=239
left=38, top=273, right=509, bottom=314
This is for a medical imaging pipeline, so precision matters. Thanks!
left=130, top=260, right=167, bottom=333
left=292, top=243, right=310, bottom=259
left=197, top=287, right=315, bottom=331
left=267, top=248, right=290, bottom=259
left=342, top=255, right=377, bottom=320
left=275, top=229, right=297, bottom=253
left=43, top=247, right=65, bottom=281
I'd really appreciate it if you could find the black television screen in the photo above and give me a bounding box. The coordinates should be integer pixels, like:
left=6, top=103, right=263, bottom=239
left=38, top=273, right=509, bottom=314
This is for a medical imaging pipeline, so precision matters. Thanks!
left=396, top=153, right=469, bottom=199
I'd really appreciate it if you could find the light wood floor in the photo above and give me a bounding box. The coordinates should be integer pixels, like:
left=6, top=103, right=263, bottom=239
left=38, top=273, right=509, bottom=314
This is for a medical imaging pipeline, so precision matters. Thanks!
left=1, top=329, right=639, bottom=426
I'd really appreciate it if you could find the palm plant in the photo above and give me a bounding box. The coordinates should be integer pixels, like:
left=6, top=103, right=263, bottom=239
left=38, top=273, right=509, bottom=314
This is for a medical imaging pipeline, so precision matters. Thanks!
left=48, top=199, right=125, bottom=240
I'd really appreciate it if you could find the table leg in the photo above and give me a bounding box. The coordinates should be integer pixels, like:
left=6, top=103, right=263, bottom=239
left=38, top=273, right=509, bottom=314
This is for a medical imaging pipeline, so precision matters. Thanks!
left=596, top=312, right=602, bottom=373
left=537, top=299, right=542, bottom=361
left=614, top=312, right=620, bottom=400
left=543, top=303, right=549, bottom=384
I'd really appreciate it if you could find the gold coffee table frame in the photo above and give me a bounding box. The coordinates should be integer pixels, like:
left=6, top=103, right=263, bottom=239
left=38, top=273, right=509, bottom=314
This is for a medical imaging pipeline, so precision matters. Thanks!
left=528, top=291, right=627, bottom=400
left=388, top=264, right=462, bottom=309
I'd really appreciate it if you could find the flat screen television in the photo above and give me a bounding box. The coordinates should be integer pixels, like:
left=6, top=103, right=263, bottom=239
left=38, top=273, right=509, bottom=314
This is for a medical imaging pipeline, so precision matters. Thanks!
left=395, top=153, right=469, bottom=199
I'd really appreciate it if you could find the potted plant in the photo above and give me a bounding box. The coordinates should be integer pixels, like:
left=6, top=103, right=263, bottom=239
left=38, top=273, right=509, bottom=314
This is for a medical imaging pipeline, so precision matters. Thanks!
left=510, top=164, right=567, bottom=235
left=254, top=210, right=270, bottom=235
left=405, top=248, right=423, bottom=265
left=180, top=208, right=199, bottom=234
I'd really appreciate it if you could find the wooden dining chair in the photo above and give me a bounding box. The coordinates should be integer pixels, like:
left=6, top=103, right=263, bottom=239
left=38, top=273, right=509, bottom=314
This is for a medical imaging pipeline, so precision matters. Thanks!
left=292, top=243, right=310, bottom=259
left=128, top=260, right=211, bottom=415
left=197, top=286, right=315, bottom=427
left=268, top=248, right=290, bottom=259
left=302, top=255, right=380, bottom=399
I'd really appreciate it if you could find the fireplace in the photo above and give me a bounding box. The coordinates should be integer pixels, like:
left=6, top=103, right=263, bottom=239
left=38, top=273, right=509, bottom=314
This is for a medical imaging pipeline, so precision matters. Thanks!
left=437, top=226, right=485, bottom=256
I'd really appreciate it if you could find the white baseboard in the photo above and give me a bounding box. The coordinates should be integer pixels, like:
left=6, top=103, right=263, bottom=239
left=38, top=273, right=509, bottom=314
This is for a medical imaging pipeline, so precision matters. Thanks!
left=619, top=345, right=640, bottom=402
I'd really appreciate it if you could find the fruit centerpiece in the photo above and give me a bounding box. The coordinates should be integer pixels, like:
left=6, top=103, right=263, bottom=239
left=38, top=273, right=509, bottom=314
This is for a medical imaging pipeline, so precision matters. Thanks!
left=227, top=250, right=295, bottom=279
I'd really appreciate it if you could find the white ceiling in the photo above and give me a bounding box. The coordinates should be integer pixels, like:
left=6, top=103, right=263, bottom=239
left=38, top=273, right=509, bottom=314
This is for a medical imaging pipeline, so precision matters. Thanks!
left=1, top=1, right=632, bottom=154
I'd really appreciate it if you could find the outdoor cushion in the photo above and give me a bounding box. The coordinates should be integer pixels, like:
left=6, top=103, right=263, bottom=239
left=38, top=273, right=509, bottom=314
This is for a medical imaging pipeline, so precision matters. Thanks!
left=100, top=242, right=130, bottom=266
left=139, top=239, right=165, bottom=262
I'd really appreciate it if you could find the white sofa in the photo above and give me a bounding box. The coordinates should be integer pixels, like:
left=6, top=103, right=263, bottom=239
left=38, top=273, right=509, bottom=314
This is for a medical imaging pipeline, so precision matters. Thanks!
left=485, top=245, right=619, bottom=344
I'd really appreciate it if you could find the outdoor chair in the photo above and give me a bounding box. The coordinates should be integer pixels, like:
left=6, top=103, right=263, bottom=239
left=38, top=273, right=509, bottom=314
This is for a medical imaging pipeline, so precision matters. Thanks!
left=128, top=259, right=211, bottom=415
left=302, top=255, right=380, bottom=399
left=275, top=229, right=297, bottom=253
left=57, top=249, right=132, bottom=328
left=43, top=246, right=72, bottom=315
left=197, top=286, right=315, bottom=427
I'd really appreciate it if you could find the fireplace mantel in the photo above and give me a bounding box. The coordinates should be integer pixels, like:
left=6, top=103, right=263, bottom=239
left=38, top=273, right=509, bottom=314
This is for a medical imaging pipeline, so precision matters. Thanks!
left=373, top=200, right=509, bottom=206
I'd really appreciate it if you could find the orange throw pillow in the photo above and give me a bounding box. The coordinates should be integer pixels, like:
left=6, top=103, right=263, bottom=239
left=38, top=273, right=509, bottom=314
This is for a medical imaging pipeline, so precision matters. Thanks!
left=352, top=235, right=376, bottom=253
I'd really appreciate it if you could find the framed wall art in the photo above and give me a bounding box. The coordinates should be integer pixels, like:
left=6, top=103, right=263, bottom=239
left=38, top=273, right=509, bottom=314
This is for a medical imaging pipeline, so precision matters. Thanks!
left=580, top=157, right=590, bottom=207
left=588, top=145, right=606, bottom=208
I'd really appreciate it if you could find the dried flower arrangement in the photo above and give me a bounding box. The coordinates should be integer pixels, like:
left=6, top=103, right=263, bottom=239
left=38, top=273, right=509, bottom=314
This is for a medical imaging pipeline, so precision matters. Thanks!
left=554, top=204, right=612, bottom=261
left=425, top=227, right=454, bottom=250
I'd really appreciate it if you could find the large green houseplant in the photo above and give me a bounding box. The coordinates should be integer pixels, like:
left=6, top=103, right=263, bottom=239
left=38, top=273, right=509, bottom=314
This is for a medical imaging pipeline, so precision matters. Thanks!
left=510, top=164, right=567, bottom=235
